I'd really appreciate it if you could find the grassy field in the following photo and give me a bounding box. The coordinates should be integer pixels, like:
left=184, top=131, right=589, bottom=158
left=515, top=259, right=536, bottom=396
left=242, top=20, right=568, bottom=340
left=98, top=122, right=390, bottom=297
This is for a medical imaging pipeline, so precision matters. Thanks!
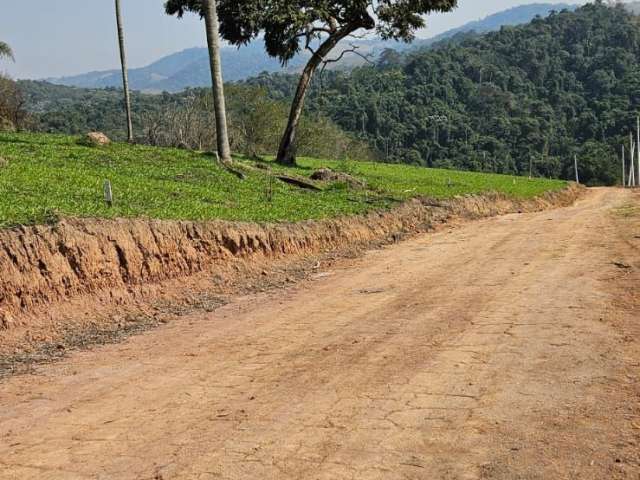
left=0, top=132, right=567, bottom=228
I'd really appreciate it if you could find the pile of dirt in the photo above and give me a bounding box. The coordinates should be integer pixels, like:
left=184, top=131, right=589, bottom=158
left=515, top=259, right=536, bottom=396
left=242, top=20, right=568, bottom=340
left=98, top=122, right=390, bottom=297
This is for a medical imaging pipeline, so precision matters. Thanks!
left=79, top=132, right=111, bottom=147
left=310, top=168, right=365, bottom=188
left=0, top=185, right=582, bottom=358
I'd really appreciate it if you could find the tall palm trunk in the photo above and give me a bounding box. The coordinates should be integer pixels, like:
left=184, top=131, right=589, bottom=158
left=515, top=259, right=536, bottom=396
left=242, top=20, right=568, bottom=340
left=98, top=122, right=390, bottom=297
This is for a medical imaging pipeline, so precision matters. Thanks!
left=203, top=0, right=232, bottom=162
left=115, top=0, right=134, bottom=142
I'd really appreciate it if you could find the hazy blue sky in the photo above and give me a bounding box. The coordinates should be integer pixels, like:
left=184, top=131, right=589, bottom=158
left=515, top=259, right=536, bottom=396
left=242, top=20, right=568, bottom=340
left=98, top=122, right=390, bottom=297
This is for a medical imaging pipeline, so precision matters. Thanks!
left=1, top=0, right=591, bottom=79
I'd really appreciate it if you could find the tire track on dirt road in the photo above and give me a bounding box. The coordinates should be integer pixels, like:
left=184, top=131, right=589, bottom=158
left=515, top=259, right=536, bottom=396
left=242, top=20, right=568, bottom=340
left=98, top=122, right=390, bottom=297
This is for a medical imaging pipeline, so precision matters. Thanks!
left=1, top=188, right=638, bottom=479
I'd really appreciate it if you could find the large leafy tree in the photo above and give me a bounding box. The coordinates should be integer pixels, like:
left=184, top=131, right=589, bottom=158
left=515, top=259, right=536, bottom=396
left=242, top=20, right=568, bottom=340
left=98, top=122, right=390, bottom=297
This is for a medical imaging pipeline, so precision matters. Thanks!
left=165, top=0, right=232, bottom=162
left=165, top=0, right=458, bottom=165
left=0, top=41, right=14, bottom=61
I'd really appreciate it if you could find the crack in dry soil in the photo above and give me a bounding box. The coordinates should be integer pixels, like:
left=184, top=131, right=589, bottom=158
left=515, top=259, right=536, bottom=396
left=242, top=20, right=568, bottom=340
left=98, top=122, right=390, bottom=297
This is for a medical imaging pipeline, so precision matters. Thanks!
left=0, top=188, right=638, bottom=480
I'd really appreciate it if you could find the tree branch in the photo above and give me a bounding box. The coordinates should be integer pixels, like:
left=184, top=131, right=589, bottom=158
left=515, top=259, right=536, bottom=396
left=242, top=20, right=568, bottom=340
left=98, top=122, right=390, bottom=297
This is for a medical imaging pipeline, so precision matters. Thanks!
left=318, top=42, right=375, bottom=84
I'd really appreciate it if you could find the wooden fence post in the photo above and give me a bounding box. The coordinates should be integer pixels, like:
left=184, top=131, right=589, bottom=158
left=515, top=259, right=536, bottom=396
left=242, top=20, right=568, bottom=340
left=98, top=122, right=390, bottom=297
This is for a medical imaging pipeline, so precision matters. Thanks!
left=104, top=180, right=113, bottom=207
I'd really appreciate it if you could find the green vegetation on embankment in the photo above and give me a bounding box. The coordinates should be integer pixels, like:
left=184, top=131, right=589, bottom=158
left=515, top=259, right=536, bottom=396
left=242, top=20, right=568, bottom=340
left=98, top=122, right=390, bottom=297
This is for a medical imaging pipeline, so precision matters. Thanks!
left=0, top=132, right=566, bottom=229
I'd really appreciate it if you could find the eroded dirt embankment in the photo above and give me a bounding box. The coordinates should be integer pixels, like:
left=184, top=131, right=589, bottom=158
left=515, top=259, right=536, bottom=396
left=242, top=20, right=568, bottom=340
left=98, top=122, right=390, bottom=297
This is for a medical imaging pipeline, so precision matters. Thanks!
left=0, top=186, right=581, bottom=358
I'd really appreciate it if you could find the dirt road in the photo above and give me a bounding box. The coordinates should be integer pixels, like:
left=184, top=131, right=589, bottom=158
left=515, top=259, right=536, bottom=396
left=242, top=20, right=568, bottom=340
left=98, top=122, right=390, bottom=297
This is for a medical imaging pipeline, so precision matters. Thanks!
left=1, top=188, right=638, bottom=480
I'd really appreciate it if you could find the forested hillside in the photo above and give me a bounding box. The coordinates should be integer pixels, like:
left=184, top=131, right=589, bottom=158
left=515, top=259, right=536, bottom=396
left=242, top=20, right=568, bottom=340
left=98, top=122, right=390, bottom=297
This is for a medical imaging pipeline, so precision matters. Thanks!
left=248, top=2, right=639, bottom=185
left=12, top=2, right=638, bottom=185
left=409, top=2, right=575, bottom=51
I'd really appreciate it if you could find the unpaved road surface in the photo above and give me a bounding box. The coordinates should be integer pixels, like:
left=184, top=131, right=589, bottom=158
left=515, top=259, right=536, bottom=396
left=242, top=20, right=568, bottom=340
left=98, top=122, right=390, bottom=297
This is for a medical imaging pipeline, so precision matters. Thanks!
left=1, top=188, right=639, bottom=480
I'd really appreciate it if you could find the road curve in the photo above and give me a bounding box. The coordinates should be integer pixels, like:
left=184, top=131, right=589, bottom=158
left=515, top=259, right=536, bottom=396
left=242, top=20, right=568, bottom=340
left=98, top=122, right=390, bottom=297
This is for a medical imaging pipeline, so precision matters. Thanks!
left=1, top=188, right=639, bottom=480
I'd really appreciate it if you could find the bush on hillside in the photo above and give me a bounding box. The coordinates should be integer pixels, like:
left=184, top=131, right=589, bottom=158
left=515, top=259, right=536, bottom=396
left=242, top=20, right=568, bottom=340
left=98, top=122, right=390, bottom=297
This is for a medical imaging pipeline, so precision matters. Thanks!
left=138, top=85, right=375, bottom=161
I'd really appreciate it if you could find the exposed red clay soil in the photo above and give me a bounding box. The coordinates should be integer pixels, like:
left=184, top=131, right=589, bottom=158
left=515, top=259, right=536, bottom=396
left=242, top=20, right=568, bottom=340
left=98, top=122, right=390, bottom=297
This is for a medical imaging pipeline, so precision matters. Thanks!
left=0, top=187, right=580, bottom=359
left=0, top=187, right=637, bottom=480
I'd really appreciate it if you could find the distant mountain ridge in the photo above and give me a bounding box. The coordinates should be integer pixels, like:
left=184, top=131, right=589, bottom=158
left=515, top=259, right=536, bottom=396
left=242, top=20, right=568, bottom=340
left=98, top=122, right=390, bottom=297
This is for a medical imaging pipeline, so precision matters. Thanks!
left=46, top=45, right=301, bottom=92
left=411, top=2, right=577, bottom=49
left=48, top=3, right=577, bottom=92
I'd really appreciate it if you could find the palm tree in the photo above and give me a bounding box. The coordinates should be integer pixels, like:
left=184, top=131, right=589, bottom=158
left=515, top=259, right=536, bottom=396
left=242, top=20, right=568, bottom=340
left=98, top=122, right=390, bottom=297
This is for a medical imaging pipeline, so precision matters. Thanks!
left=202, top=0, right=231, bottom=162
left=114, top=0, right=134, bottom=142
left=0, top=42, right=14, bottom=61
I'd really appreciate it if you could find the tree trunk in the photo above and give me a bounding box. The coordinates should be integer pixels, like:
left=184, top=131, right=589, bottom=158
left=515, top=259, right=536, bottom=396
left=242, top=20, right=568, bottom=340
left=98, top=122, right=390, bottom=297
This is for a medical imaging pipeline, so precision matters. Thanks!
left=115, top=0, right=133, bottom=143
left=276, top=29, right=353, bottom=166
left=203, top=0, right=232, bottom=163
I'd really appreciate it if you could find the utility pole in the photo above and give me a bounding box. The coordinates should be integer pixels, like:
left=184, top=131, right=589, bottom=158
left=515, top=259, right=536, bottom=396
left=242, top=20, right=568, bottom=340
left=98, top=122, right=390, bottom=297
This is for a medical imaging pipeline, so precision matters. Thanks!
left=629, top=134, right=636, bottom=187
left=636, top=116, right=640, bottom=186
left=574, top=154, right=579, bottom=184
left=622, top=145, right=626, bottom=188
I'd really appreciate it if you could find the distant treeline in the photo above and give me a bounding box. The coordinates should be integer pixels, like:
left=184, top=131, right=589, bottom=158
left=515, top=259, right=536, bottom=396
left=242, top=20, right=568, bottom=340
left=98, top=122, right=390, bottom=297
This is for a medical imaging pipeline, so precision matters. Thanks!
left=15, top=80, right=374, bottom=161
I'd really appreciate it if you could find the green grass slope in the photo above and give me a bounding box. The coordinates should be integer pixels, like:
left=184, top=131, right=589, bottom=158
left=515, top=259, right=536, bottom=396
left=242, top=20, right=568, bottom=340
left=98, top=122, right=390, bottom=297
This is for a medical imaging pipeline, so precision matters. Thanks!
left=0, top=133, right=566, bottom=229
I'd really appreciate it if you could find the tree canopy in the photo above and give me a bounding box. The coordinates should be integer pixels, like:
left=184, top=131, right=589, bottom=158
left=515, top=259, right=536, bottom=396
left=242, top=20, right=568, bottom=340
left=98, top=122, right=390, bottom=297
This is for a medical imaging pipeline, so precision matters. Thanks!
left=0, top=41, right=14, bottom=61
left=165, top=0, right=458, bottom=63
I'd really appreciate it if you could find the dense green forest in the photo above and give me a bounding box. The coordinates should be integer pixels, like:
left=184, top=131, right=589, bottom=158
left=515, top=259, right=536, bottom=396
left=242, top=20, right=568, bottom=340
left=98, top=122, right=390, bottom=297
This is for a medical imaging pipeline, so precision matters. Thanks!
left=6, top=2, right=639, bottom=185
left=247, top=2, right=640, bottom=185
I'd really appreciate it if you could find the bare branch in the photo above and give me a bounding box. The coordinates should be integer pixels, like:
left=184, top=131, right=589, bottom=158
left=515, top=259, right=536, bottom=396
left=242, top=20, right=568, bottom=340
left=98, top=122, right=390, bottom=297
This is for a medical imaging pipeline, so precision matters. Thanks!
left=346, top=31, right=370, bottom=40
left=323, top=43, right=375, bottom=66
left=317, top=42, right=374, bottom=92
